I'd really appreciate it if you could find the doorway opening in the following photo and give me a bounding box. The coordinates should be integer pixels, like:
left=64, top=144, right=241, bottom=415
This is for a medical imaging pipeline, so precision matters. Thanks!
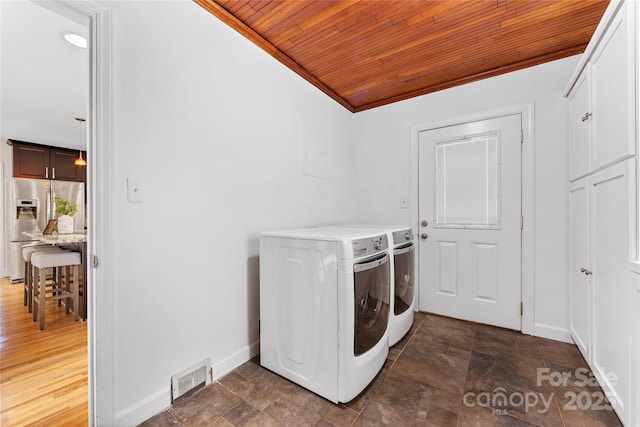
left=1, top=0, right=114, bottom=425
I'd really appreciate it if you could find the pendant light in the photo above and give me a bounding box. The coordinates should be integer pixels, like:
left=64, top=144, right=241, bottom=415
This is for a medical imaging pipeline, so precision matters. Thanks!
left=74, top=151, right=86, bottom=166
left=74, top=117, right=87, bottom=166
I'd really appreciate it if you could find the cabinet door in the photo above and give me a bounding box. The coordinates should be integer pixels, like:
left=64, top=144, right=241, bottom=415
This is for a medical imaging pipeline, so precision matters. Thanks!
left=632, top=265, right=640, bottom=427
left=569, top=177, right=590, bottom=361
left=12, top=143, right=50, bottom=179
left=568, top=71, right=591, bottom=181
left=50, top=148, right=86, bottom=182
left=590, top=160, right=634, bottom=425
left=590, top=2, right=635, bottom=170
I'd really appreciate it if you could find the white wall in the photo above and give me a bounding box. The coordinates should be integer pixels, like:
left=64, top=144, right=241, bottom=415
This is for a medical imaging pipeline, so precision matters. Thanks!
left=0, top=141, right=12, bottom=278
left=351, top=57, right=579, bottom=342
left=0, top=146, right=5, bottom=278
left=107, top=1, right=355, bottom=424
left=0, top=0, right=89, bottom=149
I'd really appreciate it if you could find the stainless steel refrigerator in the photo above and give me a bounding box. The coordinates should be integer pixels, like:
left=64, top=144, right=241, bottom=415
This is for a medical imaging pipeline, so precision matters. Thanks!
left=9, top=177, right=85, bottom=282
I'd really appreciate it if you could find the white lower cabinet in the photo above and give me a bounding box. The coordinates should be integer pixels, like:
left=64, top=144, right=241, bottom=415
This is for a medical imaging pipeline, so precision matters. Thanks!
left=569, top=177, right=590, bottom=359
left=631, top=264, right=640, bottom=427
left=569, top=160, right=635, bottom=426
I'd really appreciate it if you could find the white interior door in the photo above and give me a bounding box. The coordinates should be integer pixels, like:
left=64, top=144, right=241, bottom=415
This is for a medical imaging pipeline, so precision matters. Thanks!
left=418, top=114, right=522, bottom=330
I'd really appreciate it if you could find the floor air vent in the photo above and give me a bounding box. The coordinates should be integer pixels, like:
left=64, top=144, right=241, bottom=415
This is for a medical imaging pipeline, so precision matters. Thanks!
left=171, top=358, right=211, bottom=402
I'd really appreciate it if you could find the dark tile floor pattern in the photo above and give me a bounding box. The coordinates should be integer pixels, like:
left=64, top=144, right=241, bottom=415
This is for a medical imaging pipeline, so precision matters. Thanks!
left=140, top=313, right=623, bottom=426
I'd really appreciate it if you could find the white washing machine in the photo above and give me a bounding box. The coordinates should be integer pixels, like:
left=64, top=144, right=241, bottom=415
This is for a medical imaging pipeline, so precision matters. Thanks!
left=319, top=224, right=415, bottom=346
left=260, top=228, right=390, bottom=403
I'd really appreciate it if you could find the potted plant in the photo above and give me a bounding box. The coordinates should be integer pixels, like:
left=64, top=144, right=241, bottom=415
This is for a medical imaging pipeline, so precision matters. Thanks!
left=54, top=196, right=78, bottom=234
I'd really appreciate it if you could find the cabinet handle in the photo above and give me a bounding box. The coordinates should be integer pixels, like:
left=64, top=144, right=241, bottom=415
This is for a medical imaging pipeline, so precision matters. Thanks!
left=581, top=112, right=592, bottom=122
left=52, top=167, right=55, bottom=180
left=580, top=267, right=592, bottom=276
left=45, top=166, right=48, bottom=179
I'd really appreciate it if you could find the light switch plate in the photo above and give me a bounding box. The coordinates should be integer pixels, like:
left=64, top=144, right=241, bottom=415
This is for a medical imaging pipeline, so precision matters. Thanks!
left=127, top=179, right=143, bottom=203
left=399, top=197, right=409, bottom=209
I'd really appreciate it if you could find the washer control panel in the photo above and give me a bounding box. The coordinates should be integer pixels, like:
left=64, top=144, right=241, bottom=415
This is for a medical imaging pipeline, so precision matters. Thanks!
left=392, top=228, right=414, bottom=245
left=352, top=234, right=388, bottom=257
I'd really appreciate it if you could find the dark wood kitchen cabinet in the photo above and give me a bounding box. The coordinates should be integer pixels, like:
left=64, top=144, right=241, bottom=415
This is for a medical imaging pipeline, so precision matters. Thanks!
left=11, top=140, right=86, bottom=182
left=50, top=147, right=86, bottom=181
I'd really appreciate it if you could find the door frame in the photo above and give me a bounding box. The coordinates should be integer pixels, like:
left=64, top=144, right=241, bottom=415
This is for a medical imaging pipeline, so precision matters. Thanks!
left=41, top=1, right=115, bottom=425
left=410, top=103, right=535, bottom=334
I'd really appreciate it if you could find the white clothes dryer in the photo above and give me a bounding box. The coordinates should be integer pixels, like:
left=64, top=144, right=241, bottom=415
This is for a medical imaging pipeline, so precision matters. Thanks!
left=260, top=228, right=390, bottom=403
left=319, top=224, right=415, bottom=346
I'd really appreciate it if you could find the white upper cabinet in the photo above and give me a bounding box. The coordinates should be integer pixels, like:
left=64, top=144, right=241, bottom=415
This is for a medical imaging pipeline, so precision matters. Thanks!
left=568, top=71, right=591, bottom=180
left=566, top=0, right=636, bottom=180
left=590, top=4, right=635, bottom=170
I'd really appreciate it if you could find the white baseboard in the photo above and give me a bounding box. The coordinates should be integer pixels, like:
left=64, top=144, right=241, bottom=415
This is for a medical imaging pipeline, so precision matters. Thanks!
left=534, top=323, right=574, bottom=344
left=113, top=340, right=260, bottom=427
left=114, top=387, right=170, bottom=427
left=213, top=340, right=260, bottom=380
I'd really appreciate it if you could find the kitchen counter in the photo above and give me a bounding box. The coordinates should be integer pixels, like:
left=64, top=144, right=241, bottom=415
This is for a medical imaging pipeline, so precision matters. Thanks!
left=22, top=232, right=87, bottom=245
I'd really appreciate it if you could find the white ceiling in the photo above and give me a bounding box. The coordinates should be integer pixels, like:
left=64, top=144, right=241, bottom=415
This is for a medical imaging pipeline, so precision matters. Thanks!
left=1, top=0, right=88, bottom=150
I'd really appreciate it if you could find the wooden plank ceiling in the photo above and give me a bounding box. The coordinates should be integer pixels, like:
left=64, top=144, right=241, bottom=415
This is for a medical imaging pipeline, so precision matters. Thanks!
left=195, top=0, right=609, bottom=112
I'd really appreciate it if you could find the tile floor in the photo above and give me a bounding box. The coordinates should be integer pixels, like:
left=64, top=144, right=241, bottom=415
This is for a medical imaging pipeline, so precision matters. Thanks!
left=140, top=312, right=622, bottom=426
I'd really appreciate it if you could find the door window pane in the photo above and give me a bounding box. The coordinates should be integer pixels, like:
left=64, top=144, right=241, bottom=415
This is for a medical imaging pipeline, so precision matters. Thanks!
left=435, top=133, right=501, bottom=228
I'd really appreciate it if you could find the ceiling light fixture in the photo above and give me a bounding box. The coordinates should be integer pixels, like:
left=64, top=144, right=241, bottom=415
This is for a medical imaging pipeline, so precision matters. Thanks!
left=64, top=33, right=87, bottom=49
left=74, top=117, right=87, bottom=166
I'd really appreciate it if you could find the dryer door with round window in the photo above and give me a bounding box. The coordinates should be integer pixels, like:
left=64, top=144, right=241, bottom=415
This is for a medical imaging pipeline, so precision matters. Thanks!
left=394, top=244, right=415, bottom=315
left=353, top=254, right=390, bottom=356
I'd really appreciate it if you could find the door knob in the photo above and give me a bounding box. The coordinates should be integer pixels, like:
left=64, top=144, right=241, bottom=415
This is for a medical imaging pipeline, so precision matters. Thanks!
left=421, top=233, right=428, bottom=240
left=580, top=267, right=592, bottom=276
left=421, top=220, right=428, bottom=227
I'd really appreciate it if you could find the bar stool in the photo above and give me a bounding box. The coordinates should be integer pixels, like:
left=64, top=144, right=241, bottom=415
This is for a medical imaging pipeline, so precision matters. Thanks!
left=22, top=245, right=64, bottom=313
left=31, top=250, right=82, bottom=330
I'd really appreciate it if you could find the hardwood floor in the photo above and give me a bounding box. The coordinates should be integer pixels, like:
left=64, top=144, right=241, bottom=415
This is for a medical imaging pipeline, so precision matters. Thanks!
left=0, top=277, right=87, bottom=426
